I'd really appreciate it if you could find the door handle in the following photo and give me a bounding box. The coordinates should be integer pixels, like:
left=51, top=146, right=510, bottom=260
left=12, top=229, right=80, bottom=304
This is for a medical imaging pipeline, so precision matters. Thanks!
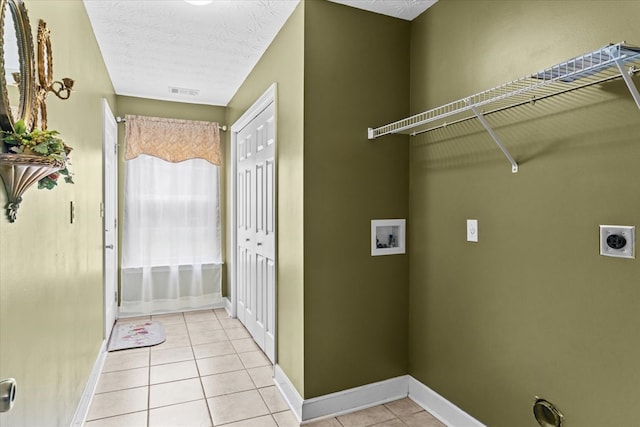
left=257, top=242, right=263, bottom=246
left=105, top=244, right=114, bottom=249
left=245, top=238, right=250, bottom=242
left=0, top=378, right=16, bottom=413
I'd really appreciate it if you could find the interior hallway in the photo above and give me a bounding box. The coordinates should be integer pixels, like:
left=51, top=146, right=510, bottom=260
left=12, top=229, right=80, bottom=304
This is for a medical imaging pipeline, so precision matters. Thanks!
left=85, top=308, right=445, bottom=426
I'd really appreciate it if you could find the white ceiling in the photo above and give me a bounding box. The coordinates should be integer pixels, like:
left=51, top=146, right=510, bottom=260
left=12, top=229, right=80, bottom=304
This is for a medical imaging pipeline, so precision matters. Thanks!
left=329, top=0, right=437, bottom=21
left=83, top=0, right=437, bottom=106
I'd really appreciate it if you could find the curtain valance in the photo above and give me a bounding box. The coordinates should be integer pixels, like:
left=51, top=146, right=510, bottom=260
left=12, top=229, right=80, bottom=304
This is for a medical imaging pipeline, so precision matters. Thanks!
left=124, top=114, right=221, bottom=165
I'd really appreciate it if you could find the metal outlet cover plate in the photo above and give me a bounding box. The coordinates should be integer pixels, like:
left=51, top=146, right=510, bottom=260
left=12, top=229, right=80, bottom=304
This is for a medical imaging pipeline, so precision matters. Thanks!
left=600, top=225, right=635, bottom=259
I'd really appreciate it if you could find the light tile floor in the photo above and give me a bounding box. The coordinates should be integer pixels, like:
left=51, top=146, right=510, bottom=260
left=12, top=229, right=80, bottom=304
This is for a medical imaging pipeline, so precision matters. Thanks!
left=85, top=308, right=445, bottom=427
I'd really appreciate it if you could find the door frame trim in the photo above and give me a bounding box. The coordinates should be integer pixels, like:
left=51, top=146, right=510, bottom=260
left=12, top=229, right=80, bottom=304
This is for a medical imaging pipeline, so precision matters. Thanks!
left=102, top=97, right=118, bottom=340
left=230, top=82, right=277, bottom=351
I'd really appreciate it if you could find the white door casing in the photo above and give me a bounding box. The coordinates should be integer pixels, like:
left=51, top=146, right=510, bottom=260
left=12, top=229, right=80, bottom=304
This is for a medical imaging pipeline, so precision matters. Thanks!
left=232, top=84, right=276, bottom=362
left=102, top=99, right=118, bottom=340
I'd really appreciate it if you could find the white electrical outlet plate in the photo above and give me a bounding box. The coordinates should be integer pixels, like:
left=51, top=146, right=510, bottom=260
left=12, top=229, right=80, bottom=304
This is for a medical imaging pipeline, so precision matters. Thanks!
left=467, top=219, right=478, bottom=242
left=599, top=225, right=635, bottom=258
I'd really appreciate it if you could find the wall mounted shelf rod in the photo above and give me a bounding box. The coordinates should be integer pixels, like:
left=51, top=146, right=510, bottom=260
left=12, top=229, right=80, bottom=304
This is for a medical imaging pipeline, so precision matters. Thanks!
left=412, top=69, right=639, bottom=137
left=368, top=42, right=640, bottom=173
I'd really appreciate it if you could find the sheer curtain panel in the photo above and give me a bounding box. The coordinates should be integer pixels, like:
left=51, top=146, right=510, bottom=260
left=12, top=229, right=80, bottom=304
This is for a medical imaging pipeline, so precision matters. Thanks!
left=121, top=115, right=223, bottom=315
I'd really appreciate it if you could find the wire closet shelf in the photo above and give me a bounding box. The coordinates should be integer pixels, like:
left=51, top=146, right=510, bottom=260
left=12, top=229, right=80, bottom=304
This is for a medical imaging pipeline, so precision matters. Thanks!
left=367, top=42, right=640, bottom=173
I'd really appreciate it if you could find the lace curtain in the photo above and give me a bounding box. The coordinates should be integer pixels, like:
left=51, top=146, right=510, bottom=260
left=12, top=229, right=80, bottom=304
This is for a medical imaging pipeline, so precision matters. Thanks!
left=124, top=114, right=221, bottom=164
left=120, top=115, right=223, bottom=315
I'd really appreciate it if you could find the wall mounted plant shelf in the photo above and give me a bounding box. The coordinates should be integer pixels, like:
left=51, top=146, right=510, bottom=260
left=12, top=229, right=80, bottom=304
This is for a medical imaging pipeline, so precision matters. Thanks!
left=368, top=42, right=640, bottom=173
left=0, top=154, right=63, bottom=222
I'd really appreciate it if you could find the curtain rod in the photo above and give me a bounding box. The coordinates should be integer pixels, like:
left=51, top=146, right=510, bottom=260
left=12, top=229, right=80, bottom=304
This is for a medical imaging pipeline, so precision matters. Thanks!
left=115, top=116, right=227, bottom=132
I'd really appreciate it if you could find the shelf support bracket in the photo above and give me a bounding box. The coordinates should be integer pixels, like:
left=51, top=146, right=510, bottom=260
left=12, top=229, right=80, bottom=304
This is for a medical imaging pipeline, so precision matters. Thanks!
left=367, top=128, right=375, bottom=139
left=469, top=104, right=518, bottom=173
left=614, top=59, right=640, bottom=110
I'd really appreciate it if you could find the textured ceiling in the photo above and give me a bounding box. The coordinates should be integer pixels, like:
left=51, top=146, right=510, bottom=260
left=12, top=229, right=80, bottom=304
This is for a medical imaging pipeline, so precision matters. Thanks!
left=332, top=0, right=437, bottom=21
left=83, top=0, right=437, bottom=106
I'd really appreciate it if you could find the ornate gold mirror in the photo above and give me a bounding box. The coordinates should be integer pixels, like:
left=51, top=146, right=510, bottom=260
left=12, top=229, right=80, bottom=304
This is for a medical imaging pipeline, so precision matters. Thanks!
left=0, top=0, right=35, bottom=134
left=37, top=19, right=52, bottom=90
left=0, top=5, right=74, bottom=222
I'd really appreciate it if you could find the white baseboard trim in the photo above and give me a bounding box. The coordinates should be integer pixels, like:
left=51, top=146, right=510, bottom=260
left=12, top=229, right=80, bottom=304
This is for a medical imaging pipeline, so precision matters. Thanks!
left=273, top=367, right=485, bottom=426
left=224, top=297, right=233, bottom=317
left=69, top=340, right=107, bottom=427
left=409, top=377, right=486, bottom=427
left=118, top=301, right=226, bottom=319
left=274, top=364, right=303, bottom=422
left=303, top=376, right=409, bottom=421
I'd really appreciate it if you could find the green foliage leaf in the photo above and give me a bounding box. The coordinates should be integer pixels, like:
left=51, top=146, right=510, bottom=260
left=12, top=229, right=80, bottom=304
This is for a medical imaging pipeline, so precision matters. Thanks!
left=32, top=142, right=50, bottom=155
left=3, top=134, right=20, bottom=145
left=37, top=176, right=57, bottom=190
left=1, top=123, right=75, bottom=189
left=14, top=120, right=26, bottom=135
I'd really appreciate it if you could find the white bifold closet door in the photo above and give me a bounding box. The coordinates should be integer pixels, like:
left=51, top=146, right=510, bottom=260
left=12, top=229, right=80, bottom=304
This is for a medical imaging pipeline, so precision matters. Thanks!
left=236, top=101, right=276, bottom=362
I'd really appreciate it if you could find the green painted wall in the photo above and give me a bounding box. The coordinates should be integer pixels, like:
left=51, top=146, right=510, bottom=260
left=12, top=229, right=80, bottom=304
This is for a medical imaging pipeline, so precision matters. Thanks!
left=302, top=0, right=409, bottom=398
left=409, top=1, right=640, bottom=426
left=116, top=96, right=225, bottom=123
left=227, top=0, right=409, bottom=399
left=0, top=1, right=116, bottom=425
left=8, top=1, right=632, bottom=425
left=226, top=3, right=306, bottom=395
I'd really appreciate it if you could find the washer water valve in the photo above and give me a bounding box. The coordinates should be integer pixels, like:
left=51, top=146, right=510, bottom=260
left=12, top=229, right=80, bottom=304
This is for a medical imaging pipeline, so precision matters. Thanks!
left=599, top=225, right=635, bottom=259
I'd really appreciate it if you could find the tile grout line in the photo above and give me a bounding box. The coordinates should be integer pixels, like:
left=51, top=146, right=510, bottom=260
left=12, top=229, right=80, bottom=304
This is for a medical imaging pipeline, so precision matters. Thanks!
left=90, top=310, right=296, bottom=427
left=211, top=308, right=277, bottom=426
left=185, top=309, right=216, bottom=427
left=92, top=313, right=437, bottom=427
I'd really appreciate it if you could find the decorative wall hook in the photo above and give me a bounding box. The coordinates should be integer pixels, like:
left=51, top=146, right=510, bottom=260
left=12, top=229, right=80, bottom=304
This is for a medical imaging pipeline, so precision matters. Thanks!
left=34, top=19, right=73, bottom=130
left=50, top=77, right=73, bottom=100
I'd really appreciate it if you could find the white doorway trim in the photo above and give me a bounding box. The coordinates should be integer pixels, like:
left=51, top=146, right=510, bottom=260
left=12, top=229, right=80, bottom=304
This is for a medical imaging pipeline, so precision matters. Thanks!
left=102, top=98, right=118, bottom=340
left=230, top=83, right=277, bottom=359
